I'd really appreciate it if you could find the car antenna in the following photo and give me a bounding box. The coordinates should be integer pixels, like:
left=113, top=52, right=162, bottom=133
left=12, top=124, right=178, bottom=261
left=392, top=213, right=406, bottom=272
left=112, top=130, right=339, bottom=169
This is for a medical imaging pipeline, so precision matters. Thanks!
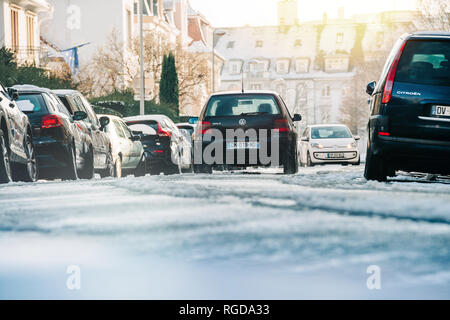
left=241, top=64, right=245, bottom=93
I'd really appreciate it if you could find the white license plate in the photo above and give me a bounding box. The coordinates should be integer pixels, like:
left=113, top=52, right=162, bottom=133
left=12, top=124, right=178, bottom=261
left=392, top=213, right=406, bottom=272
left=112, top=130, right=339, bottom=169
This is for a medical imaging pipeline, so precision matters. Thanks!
left=327, top=153, right=345, bottom=159
left=432, top=105, right=450, bottom=117
left=227, top=142, right=260, bottom=150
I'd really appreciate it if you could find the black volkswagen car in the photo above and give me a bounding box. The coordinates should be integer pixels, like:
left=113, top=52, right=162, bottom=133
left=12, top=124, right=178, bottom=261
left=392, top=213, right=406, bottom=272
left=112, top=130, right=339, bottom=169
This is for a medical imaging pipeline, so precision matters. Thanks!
left=13, top=85, right=88, bottom=180
left=54, top=90, right=113, bottom=179
left=192, top=91, right=302, bottom=174
left=0, top=83, right=37, bottom=184
left=365, top=32, right=450, bottom=181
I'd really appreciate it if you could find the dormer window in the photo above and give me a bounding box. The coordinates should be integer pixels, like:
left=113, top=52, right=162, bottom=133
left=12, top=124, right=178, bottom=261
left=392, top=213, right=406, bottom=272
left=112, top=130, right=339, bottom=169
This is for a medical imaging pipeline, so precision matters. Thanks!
left=255, top=40, right=263, bottom=48
left=294, top=39, right=302, bottom=47
left=336, top=33, right=344, bottom=44
left=276, top=59, right=290, bottom=74
left=227, top=41, right=235, bottom=49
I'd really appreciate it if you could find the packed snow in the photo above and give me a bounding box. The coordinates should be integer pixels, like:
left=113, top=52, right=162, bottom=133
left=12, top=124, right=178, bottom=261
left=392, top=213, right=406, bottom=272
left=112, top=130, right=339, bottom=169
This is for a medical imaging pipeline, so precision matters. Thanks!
left=0, top=165, right=449, bottom=299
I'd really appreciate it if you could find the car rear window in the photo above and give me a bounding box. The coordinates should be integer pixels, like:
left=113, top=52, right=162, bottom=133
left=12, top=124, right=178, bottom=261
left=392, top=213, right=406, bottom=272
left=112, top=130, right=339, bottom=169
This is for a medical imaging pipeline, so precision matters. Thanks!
left=16, top=93, right=48, bottom=114
left=311, top=126, right=352, bottom=139
left=205, top=94, right=281, bottom=117
left=396, top=40, right=450, bottom=87
left=125, top=120, right=159, bottom=133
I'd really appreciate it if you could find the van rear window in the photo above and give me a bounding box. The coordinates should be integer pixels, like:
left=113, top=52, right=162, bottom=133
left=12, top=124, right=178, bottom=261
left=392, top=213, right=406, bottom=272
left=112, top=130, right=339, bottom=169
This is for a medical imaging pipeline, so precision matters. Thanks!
left=396, top=40, right=450, bottom=87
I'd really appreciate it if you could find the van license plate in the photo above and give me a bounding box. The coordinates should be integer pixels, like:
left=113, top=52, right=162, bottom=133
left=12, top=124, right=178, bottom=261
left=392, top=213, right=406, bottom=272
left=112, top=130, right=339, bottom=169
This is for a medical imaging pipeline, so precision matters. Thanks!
left=432, top=105, right=450, bottom=117
left=227, top=142, right=260, bottom=150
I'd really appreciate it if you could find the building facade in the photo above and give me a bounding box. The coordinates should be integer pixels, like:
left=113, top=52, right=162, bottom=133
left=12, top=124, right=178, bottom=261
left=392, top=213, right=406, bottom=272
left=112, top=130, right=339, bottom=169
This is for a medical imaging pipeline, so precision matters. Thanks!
left=0, top=0, right=52, bottom=65
left=216, top=0, right=418, bottom=130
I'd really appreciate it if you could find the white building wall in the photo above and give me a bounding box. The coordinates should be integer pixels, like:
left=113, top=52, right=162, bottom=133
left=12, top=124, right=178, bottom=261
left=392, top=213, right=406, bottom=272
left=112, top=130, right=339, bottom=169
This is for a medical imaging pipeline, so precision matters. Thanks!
left=41, top=0, right=134, bottom=67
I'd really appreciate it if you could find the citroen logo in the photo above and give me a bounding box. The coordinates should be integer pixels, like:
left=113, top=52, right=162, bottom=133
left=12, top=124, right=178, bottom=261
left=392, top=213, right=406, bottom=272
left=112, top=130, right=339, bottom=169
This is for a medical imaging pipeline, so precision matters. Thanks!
left=239, top=119, right=247, bottom=126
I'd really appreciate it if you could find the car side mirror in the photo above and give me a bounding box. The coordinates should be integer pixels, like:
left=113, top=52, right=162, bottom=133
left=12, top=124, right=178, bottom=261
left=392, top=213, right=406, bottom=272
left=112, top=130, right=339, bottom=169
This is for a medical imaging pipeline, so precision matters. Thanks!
left=292, top=114, right=302, bottom=122
left=354, top=135, right=361, bottom=141
left=301, top=137, right=309, bottom=142
left=73, top=111, right=87, bottom=121
left=366, top=81, right=376, bottom=96
left=99, top=116, right=110, bottom=129
left=131, top=135, right=141, bottom=142
left=8, top=88, right=19, bottom=101
left=189, top=117, right=199, bottom=125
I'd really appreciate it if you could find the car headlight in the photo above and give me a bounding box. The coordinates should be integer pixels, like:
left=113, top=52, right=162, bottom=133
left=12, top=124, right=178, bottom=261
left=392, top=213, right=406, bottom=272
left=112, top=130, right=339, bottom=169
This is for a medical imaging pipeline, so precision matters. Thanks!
left=347, top=142, right=357, bottom=149
left=311, top=143, right=324, bottom=149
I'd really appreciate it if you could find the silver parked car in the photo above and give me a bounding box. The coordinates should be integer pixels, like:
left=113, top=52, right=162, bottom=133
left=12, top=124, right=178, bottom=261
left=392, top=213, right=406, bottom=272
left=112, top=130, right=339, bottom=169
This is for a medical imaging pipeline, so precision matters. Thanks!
left=99, top=115, right=146, bottom=178
left=299, top=124, right=360, bottom=166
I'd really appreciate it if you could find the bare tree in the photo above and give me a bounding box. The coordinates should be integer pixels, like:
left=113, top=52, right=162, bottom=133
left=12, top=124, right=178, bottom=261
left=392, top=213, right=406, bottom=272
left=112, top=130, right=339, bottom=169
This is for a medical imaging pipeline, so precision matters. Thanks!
left=417, top=0, right=450, bottom=31
left=78, top=30, right=137, bottom=97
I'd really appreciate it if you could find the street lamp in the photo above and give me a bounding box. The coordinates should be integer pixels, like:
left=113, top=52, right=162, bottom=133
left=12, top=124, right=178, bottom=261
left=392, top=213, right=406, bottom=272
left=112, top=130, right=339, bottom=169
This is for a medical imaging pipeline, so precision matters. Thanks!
left=139, top=0, right=145, bottom=115
left=212, top=29, right=227, bottom=93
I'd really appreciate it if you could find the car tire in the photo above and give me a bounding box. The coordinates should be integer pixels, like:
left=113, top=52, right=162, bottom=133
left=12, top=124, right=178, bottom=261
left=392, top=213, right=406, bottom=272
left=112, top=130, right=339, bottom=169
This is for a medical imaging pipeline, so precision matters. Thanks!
left=99, top=152, right=115, bottom=178
left=165, top=157, right=182, bottom=175
left=12, top=133, right=38, bottom=183
left=306, top=152, right=314, bottom=167
left=283, top=143, right=298, bottom=175
left=0, top=130, right=12, bottom=184
left=193, top=164, right=212, bottom=174
left=114, top=157, right=123, bottom=178
left=78, top=148, right=94, bottom=180
left=364, top=147, right=387, bottom=182
left=134, top=155, right=146, bottom=177
left=61, top=144, right=78, bottom=181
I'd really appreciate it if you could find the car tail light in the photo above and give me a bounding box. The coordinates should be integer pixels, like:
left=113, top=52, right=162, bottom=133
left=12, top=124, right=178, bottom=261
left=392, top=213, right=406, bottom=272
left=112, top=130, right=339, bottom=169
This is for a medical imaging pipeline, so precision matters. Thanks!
left=274, top=119, right=290, bottom=132
left=42, top=115, right=62, bottom=129
left=378, top=132, right=390, bottom=136
left=382, top=41, right=407, bottom=104
left=197, top=121, right=212, bottom=135
left=157, top=123, right=172, bottom=137
left=152, top=150, right=164, bottom=153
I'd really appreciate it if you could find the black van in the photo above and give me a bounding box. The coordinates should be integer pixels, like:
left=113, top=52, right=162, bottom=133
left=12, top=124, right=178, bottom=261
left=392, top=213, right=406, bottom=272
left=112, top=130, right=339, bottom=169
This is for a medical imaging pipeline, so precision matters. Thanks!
left=365, top=32, right=450, bottom=181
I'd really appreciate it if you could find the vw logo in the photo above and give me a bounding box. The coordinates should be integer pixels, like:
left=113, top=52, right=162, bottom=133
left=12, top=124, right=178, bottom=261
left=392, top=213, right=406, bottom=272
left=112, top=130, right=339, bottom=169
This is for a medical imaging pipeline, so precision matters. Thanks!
left=239, top=119, right=247, bottom=126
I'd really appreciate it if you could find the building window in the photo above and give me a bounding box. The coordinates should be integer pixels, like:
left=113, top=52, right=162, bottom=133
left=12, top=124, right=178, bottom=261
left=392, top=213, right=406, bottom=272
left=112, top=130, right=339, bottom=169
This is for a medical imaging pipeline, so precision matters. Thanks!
left=230, top=61, right=242, bottom=75
left=294, top=39, right=302, bottom=47
left=376, top=32, right=384, bottom=47
left=276, top=60, right=289, bottom=74
left=10, top=8, right=19, bottom=51
left=227, top=41, right=235, bottom=49
left=321, top=85, right=331, bottom=97
left=295, top=59, right=309, bottom=73
left=153, top=0, right=159, bottom=17
left=250, top=84, right=262, bottom=90
left=336, top=33, right=344, bottom=44
left=26, top=15, right=35, bottom=50
left=255, top=40, right=263, bottom=48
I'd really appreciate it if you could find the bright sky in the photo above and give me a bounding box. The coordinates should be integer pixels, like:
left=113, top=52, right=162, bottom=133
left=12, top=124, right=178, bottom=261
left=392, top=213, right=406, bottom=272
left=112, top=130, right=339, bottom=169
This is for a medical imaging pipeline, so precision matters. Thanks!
left=189, top=0, right=418, bottom=27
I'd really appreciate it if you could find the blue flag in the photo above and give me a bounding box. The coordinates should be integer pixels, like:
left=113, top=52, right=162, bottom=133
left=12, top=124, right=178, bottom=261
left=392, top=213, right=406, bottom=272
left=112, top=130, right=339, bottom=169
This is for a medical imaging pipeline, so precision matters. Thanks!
left=61, top=43, right=89, bottom=75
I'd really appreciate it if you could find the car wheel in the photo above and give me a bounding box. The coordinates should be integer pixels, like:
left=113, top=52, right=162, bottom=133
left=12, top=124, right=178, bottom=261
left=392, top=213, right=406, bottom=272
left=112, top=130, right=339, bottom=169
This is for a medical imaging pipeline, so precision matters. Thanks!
left=115, top=157, right=123, bottom=178
left=100, top=152, right=115, bottom=178
left=364, top=147, right=387, bottom=182
left=61, top=144, right=78, bottom=181
left=134, top=155, right=146, bottom=177
left=193, top=164, right=212, bottom=174
left=306, top=152, right=314, bottom=167
left=165, top=157, right=182, bottom=175
left=78, top=148, right=94, bottom=180
left=283, top=144, right=298, bottom=175
left=12, top=133, right=38, bottom=182
left=0, top=130, right=12, bottom=184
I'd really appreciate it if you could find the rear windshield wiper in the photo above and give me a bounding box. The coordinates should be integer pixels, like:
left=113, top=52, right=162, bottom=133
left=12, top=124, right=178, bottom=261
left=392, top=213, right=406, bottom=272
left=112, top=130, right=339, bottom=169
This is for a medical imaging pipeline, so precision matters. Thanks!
left=240, top=112, right=268, bottom=116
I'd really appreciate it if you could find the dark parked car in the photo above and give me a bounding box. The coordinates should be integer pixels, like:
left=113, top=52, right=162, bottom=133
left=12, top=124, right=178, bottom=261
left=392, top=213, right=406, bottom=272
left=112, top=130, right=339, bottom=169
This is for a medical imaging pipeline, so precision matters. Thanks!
left=0, top=83, right=37, bottom=184
left=192, top=91, right=302, bottom=174
left=12, top=85, right=88, bottom=180
left=365, top=31, right=450, bottom=181
left=54, top=90, right=113, bottom=178
left=124, top=115, right=190, bottom=175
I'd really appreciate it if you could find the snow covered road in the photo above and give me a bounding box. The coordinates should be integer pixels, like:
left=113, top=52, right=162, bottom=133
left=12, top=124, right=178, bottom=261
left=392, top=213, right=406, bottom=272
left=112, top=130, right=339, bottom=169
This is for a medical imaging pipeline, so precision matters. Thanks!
left=0, top=165, right=449, bottom=299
